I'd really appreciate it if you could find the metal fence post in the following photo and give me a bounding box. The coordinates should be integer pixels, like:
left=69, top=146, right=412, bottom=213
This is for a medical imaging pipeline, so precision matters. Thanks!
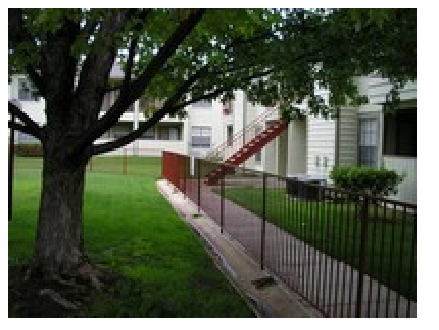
left=123, top=147, right=127, bottom=175
left=9, top=113, right=15, bottom=222
left=183, top=155, right=187, bottom=197
left=221, top=165, right=225, bottom=234
left=355, top=194, right=370, bottom=317
left=261, top=172, right=266, bottom=270
left=197, top=158, right=201, bottom=212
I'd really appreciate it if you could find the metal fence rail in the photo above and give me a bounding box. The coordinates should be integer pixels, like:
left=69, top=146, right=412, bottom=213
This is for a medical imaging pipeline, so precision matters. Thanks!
left=162, top=151, right=417, bottom=318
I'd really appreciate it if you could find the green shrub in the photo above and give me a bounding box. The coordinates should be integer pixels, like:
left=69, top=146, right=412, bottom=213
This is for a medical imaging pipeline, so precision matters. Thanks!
left=330, top=166, right=404, bottom=197
left=14, top=143, right=43, bottom=157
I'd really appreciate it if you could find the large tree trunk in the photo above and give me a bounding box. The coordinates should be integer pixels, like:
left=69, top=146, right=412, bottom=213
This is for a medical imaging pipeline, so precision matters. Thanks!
left=34, top=143, right=87, bottom=275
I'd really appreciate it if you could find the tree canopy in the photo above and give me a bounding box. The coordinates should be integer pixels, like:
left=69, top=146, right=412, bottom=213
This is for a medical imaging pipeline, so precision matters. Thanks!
left=9, top=8, right=416, bottom=157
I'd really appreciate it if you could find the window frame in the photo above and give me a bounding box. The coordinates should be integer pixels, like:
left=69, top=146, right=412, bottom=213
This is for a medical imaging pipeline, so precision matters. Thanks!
left=17, top=78, right=40, bottom=101
left=358, top=112, right=380, bottom=168
left=191, top=126, right=212, bottom=148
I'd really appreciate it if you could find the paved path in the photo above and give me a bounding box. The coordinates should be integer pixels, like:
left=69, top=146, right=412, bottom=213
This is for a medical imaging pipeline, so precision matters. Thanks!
left=157, top=179, right=320, bottom=318
left=161, top=179, right=416, bottom=318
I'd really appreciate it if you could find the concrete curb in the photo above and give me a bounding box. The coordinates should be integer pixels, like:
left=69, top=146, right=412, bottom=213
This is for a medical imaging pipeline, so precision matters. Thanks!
left=157, top=179, right=322, bottom=318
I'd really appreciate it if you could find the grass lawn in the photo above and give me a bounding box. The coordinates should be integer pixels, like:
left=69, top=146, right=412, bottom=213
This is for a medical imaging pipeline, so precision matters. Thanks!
left=88, top=155, right=163, bottom=177
left=9, top=157, right=254, bottom=317
left=216, top=186, right=416, bottom=301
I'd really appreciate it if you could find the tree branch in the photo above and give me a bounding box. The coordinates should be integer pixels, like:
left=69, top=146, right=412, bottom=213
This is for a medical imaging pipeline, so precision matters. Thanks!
left=8, top=101, right=43, bottom=140
left=75, top=9, right=206, bottom=156
left=8, top=121, right=42, bottom=140
left=75, top=9, right=131, bottom=99
left=106, top=10, right=152, bottom=92
left=121, top=37, right=138, bottom=89
left=89, top=66, right=208, bottom=156
left=88, top=36, right=330, bottom=157
left=104, top=85, right=124, bottom=93
left=9, top=9, right=46, bottom=96
left=172, top=67, right=275, bottom=111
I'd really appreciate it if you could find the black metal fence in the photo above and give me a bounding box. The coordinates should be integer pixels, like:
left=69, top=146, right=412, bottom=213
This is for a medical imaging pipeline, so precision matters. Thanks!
left=162, top=152, right=417, bottom=318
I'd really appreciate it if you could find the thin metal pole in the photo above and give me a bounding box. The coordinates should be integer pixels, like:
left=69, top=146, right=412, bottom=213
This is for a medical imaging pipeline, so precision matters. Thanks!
left=197, top=158, right=201, bottom=212
left=184, top=156, right=187, bottom=196
left=221, top=165, right=225, bottom=234
left=395, top=205, right=407, bottom=317
left=316, top=187, right=323, bottom=308
left=355, top=194, right=370, bottom=318
left=406, top=211, right=416, bottom=318
left=8, top=113, right=16, bottom=222
left=123, top=147, right=127, bottom=175
left=385, top=203, right=397, bottom=317
left=366, top=201, right=379, bottom=317
left=261, top=172, right=266, bottom=270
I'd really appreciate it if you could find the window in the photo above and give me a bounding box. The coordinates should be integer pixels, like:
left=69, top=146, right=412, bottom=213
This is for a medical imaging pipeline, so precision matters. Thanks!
left=157, top=125, right=182, bottom=140
left=109, top=122, right=131, bottom=139
left=226, top=125, right=233, bottom=147
left=253, top=125, right=263, bottom=163
left=141, top=128, right=155, bottom=140
left=168, top=127, right=179, bottom=140
left=18, top=78, right=39, bottom=101
left=157, top=127, right=169, bottom=140
left=254, top=151, right=261, bottom=163
left=358, top=117, right=378, bottom=167
left=191, top=126, right=211, bottom=147
left=192, top=99, right=212, bottom=108
left=383, top=108, right=416, bottom=157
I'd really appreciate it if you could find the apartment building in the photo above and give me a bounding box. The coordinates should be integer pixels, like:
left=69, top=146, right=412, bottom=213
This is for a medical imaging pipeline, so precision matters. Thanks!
left=8, top=69, right=416, bottom=204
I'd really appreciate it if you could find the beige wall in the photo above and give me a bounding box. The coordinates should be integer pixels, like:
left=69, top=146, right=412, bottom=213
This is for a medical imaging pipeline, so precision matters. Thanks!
left=337, top=107, right=358, bottom=167
left=263, top=138, right=277, bottom=175
left=287, top=119, right=307, bottom=175
left=277, top=129, right=288, bottom=176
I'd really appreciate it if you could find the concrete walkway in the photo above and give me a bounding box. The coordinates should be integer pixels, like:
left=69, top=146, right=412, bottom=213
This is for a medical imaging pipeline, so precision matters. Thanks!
left=157, top=179, right=321, bottom=317
left=158, top=179, right=416, bottom=318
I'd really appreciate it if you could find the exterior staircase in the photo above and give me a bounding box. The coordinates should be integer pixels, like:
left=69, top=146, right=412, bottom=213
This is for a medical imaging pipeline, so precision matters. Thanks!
left=205, top=118, right=288, bottom=185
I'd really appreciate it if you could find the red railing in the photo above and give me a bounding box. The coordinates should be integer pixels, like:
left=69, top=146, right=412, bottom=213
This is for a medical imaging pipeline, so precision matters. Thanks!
left=162, top=151, right=186, bottom=191
left=205, top=106, right=279, bottom=161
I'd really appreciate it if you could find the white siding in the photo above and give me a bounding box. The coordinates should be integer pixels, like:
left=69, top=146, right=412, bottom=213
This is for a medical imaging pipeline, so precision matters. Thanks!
left=19, top=100, right=47, bottom=125
left=367, top=78, right=417, bottom=105
left=307, top=116, right=336, bottom=177
left=187, top=99, right=225, bottom=157
left=383, top=156, right=417, bottom=204
left=97, top=138, right=186, bottom=157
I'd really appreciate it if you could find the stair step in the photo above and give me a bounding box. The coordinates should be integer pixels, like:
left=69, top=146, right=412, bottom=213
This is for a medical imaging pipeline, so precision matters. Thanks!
left=204, top=120, right=288, bottom=185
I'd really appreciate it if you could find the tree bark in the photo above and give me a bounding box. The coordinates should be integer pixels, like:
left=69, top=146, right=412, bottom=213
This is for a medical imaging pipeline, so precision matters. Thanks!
left=34, top=143, right=87, bottom=275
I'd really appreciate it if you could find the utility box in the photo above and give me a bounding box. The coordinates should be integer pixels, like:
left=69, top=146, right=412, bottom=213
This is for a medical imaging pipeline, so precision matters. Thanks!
left=286, top=174, right=327, bottom=200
